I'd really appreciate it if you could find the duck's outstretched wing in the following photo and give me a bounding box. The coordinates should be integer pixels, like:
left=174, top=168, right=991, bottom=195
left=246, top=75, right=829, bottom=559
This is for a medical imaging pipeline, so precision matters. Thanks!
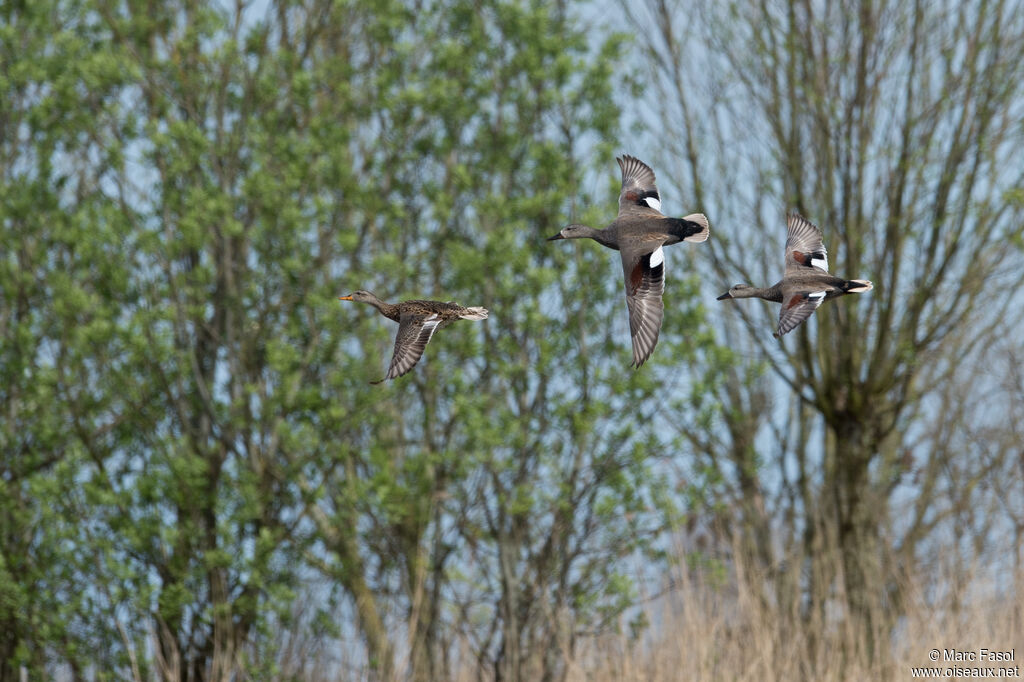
left=776, top=290, right=826, bottom=337
left=373, top=312, right=443, bottom=383
left=785, top=212, right=829, bottom=273
left=617, top=155, right=664, bottom=217
left=620, top=240, right=666, bottom=367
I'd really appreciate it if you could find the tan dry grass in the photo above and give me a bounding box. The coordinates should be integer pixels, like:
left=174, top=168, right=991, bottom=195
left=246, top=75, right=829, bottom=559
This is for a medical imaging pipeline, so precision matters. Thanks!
left=563, top=557, right=1023, bottom=682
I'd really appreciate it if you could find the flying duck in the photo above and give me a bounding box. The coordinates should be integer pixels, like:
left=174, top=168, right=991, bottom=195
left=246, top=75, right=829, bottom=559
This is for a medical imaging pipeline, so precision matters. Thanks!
left=548, top=155, right=709, bottom=367
left=339, top=290, right=488, bottom=383
left=716, top=212, right=873, bottom=337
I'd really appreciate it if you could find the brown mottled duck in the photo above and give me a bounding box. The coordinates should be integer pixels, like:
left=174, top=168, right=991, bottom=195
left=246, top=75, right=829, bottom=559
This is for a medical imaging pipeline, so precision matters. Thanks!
left=339, top=290, right=488, bottom=383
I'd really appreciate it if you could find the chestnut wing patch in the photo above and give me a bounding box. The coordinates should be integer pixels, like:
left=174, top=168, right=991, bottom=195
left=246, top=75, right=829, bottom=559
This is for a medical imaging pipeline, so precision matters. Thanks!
left=791, top=249, right=829, bottom=271
left=776, top=291, right=826, bottom=337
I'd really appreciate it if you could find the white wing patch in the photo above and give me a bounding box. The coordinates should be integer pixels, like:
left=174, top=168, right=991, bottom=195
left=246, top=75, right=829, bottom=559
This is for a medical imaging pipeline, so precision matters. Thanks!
left=649, top=246, right=664, bottom=268
left=811, top=255, right=829, bottom=270
left=807, top=291, right=826, bottom=300
left=643, top=196, right=662, bottom=211
left=419, top=314, right=442, bottom=340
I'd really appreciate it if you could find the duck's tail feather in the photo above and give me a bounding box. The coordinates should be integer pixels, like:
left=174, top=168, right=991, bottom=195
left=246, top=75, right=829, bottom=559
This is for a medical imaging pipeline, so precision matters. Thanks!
left=460, top=306, right=489, bottom=320
left=680, top=213, right=710, bottom=243
left=844, top=279, right=873, bottom=293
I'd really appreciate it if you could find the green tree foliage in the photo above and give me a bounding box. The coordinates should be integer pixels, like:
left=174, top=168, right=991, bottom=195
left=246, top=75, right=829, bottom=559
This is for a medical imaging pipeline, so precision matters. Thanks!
left=1, top=1, right=142, bottom=675
left=1, top=0, right=714, bottom=679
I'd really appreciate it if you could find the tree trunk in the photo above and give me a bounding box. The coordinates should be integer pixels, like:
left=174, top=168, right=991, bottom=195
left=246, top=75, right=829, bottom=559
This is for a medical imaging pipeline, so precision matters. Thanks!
left=830, top=415, right=884, bottom=662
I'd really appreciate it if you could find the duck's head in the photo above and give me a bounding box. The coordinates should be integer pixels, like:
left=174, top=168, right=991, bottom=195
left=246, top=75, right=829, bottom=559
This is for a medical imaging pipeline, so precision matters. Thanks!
left=716, top=284, right=752, bottom=300
left=339, top=290, right=375, bottom=303
left=547, top=223, right=592, bottom=241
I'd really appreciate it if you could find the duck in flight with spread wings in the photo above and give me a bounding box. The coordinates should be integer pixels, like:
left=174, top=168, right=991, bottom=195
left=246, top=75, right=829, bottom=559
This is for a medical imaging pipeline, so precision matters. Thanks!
left=716, top=212, right=873, bottom=337
left=548, top=155, right=709, bottom=368
left=339, top=291, right=488, bottom=383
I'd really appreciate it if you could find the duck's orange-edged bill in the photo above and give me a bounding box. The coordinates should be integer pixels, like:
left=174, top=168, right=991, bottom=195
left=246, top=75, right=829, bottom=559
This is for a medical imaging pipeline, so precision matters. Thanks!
left=338, top=295, right=353, bottom=300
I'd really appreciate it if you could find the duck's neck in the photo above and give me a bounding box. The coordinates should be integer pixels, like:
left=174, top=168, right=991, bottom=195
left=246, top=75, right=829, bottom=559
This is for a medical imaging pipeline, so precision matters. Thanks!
left=363, top=294, right=401, bottom=321
left=574, top=224, right=619, bottom=250
left=736, top=283, right=783, bottom=302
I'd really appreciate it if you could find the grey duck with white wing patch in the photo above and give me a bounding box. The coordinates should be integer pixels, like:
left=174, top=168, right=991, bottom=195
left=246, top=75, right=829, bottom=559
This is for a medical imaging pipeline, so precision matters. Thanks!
left=339, top=290, right=488, bottom=383
left=716, top=212, right=873, bottom=337
left=548, top=155, right=709, bottom=368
